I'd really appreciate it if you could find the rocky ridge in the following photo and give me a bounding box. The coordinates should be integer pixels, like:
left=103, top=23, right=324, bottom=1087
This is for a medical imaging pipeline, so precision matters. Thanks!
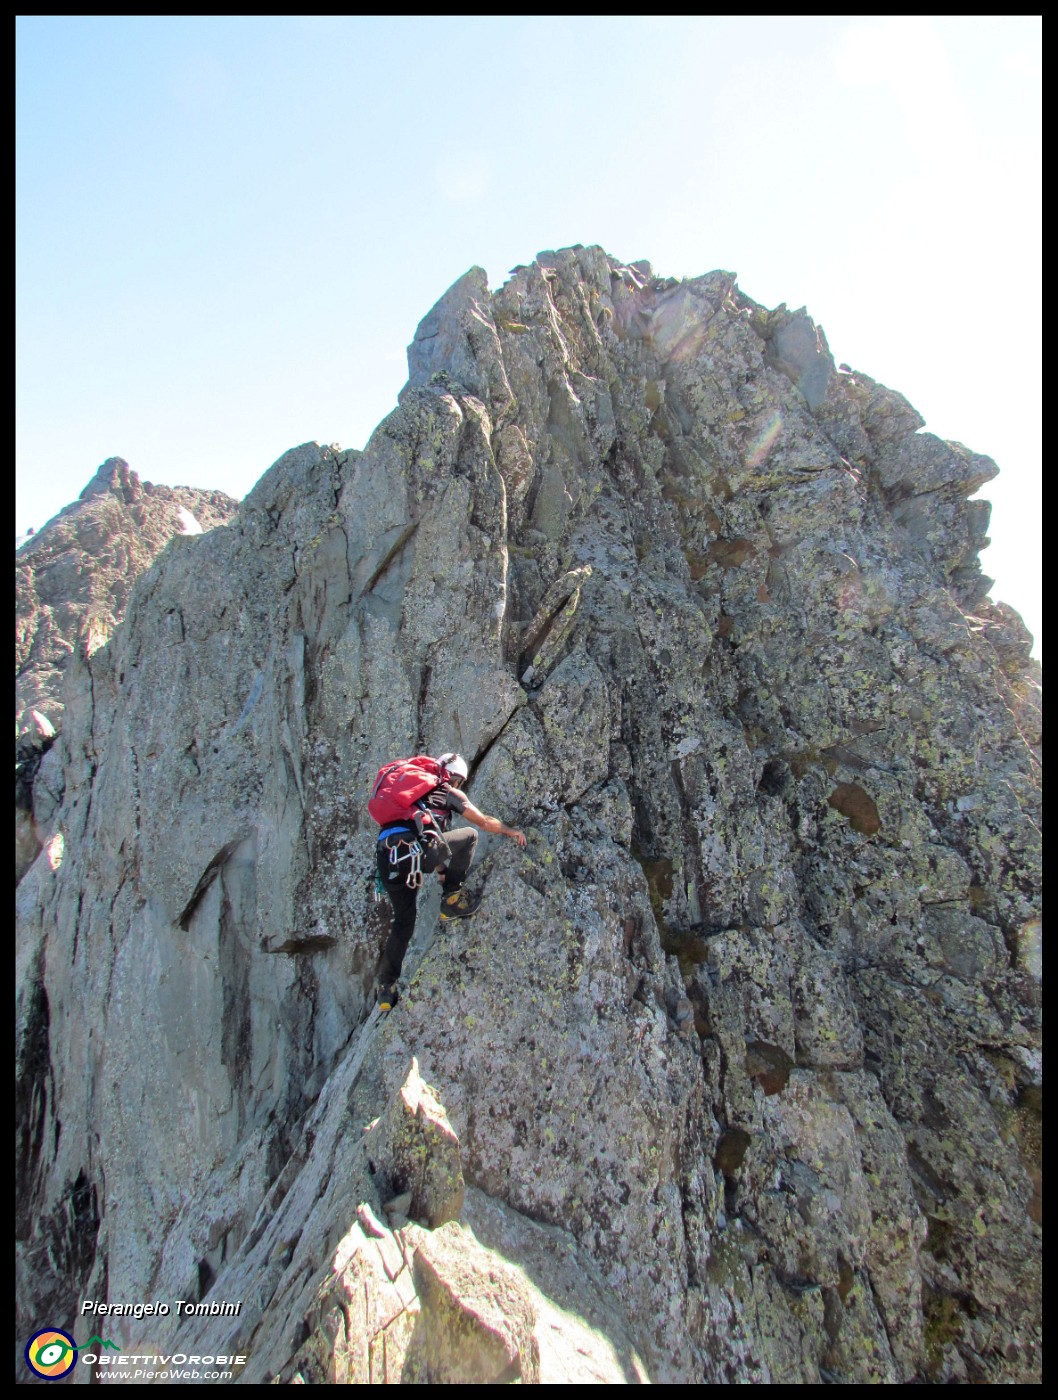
left=16, top=456, right=238, bottom=732
left=15, top=247, right=1040, bottom=1383
left=15, top=459, right=238, bottom=882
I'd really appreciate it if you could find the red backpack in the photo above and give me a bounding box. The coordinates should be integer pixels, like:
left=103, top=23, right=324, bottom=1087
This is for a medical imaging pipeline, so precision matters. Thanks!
left=368, top=755, right=443, bottom=827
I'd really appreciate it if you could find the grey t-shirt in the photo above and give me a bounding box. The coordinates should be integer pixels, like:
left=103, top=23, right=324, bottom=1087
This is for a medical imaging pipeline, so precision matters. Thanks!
left=422, top=782, right=468, bottom=831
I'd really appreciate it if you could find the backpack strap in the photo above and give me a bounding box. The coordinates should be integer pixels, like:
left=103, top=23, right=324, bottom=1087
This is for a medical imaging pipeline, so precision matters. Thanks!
left=377, top=821, right=416, bottom=842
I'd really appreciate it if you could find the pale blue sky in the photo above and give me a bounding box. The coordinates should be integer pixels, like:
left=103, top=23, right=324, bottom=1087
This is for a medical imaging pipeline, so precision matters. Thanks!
left=16, top=16, right=1041, bottom=654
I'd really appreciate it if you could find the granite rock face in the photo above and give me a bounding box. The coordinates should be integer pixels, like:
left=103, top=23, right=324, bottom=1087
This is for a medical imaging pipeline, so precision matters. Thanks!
left=15, top=249, right=1040, bottom=1383
left=16, top=457, right=238, bottom=733
left=15, top=460, right=238, bottom=883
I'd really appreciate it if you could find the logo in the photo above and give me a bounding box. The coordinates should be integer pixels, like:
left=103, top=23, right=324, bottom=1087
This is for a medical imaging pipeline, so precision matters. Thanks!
left=24, top=1329, right=78, bottom=1379
left=24, top=1329, right=120, bottom=1379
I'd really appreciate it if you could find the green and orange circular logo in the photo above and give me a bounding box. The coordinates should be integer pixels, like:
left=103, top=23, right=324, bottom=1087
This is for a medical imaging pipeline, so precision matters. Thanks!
left=24, top=1329, right=78, bottom=1379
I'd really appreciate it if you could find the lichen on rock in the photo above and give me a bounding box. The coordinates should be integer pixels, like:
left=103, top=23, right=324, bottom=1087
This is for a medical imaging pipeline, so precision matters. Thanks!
left=15, top=246, right=1040, bottom=1384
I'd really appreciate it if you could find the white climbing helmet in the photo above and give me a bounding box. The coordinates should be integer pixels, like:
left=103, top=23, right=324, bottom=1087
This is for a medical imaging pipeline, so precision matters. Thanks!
left=437, top=752, right=469, bottom=784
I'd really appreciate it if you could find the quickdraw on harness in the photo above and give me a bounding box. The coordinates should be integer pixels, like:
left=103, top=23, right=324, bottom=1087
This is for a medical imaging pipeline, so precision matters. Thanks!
left=376, top=829, right=425, bottom=896
left=396, top=836, right=424, bottom=888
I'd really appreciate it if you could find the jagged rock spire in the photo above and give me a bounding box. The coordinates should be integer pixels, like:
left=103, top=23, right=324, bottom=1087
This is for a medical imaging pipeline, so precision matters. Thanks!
left=15, top=249, right=1040, bottom=1384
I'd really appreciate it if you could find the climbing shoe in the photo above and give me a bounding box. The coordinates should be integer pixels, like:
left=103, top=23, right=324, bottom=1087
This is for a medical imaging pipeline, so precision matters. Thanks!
left=440, top=886, right=483, bottom=920
left=377, top=982, right=399, bottom=1013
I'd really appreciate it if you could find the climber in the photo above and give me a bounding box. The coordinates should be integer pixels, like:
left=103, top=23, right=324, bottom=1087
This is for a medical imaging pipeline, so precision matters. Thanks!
left=373, top=752, right=527, bottom=1012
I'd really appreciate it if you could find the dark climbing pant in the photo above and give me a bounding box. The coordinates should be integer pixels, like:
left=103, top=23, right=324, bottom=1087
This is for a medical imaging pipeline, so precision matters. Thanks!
left=377, top=826, right=478, bottom=986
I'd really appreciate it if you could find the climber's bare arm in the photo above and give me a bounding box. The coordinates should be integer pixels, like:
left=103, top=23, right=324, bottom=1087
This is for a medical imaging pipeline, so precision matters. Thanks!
left=461, top=800, right=528, bottom=847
